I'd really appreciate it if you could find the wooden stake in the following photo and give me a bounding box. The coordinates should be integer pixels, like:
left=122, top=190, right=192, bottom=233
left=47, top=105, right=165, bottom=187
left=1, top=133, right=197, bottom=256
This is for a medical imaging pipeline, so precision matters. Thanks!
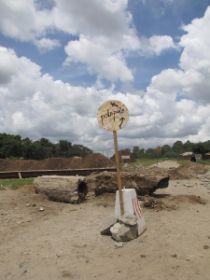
left=113, top=130, right=124, bottom=216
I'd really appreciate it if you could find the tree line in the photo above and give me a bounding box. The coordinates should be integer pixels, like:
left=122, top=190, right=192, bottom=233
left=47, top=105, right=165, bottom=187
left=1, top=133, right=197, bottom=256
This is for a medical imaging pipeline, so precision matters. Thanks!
left=0, top=133, right=92, bottom=160
left=1, top=133, right=210, bottom=161
left=131, top=140, right=210, bottom=160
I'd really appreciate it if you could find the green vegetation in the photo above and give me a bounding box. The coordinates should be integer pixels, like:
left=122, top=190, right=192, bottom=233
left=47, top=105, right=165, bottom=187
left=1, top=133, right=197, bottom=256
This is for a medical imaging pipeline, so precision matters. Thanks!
left=0, top=178, right=33, bottom=190
left=0, top=133, right=92, bottom=160
left=131, top=140, right=210, bottom=160
left=196, top=160, right=210, bottom=166
left=1, top=133, right=210, bottom=162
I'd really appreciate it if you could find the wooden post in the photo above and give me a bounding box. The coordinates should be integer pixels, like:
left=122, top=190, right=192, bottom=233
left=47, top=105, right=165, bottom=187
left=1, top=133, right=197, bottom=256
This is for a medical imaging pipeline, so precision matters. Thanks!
left=113, top=130, right=124, bottom=216
left=97, top=100, right=128, bottom=217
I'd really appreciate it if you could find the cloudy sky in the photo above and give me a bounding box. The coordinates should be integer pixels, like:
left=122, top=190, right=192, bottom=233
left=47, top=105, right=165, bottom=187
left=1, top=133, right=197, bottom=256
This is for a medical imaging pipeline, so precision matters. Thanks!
left=0, top=0, right=210, bottom=153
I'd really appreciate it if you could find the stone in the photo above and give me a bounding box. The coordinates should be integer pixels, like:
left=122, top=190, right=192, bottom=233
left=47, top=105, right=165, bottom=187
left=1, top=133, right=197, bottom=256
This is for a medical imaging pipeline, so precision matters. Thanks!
left=33, top=175, right=88, bottom=203
left=110, top=222, right=138, bottom=242
left=114, top=242, right=123, bottom=248
left=143, top=196, right=155, bottom=208
left=118, top=214, right=137, bottom=226
left=69, top=194, right=79, bottom=204
left=101, top=224, right=115, bottom=236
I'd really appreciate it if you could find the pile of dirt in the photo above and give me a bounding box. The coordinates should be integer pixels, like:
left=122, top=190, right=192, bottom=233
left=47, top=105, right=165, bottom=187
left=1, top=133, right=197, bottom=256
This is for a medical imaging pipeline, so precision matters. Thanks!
left=80, top=153, right=114, bottom=168
left=86, top=168, right=169, bottom=196
left=168, top=162, right=208, bottom=180
left=0, top=154, right=114, bottom=171
left=142, top=194, right=207, bottom=211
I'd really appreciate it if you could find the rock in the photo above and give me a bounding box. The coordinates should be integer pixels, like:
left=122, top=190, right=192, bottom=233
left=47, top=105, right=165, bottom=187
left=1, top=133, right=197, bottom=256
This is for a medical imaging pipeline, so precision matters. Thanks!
left=39, top=207, right=45, bottom=211
left=110, top=222, right=138, bottom=242
left=33, top=175, right=88, bottom=203
left=118, top=214, right=137, bottom=226
left=69, top=194, right=80, bottom=204
left=143, top=196, right=155, bottom=208
left=86, top=170, right=169, bottom=196
left=114, top=242, right=123, bottom=248
left=101, top=224, right=115, bottom=236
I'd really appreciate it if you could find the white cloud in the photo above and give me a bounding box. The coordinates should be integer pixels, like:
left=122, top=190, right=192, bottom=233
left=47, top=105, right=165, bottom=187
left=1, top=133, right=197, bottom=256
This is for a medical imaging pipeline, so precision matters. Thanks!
left=0, top=0, right=177, bottom=82
left=56, top=0, right=138, bottom=82
left=0, top=43, right=210, bottom=151
left=147, top=6, right=210, bottom=104
left=64, top=35, right=133, bottom=82
left=34, top=38, right=61, bottom=52
left=0, top=0, right=133, bottom=45
left=0, top=0, right=137, bottom=81
left=52, top=0, right=130, bottom=38
left=180, top=6, right=210, bottom=72
left=0, top=1, right=210, bottom=150
left=143, top=35, right=177, bottom=55
left=0, top=5, right=210, bottom=150
left=0, top=46, right=108, bottom=146
left=0, top=0, right=53, bottom=41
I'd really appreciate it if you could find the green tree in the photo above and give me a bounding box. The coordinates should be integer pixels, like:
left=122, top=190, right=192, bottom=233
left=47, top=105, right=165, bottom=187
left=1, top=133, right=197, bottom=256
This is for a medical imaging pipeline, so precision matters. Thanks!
left=0, top=133, right=22, bottom=158
left=183, top=140, right=194, bottom=152
left=132, top=146, right=140, bottom=160
left=145, top=148, right=156, bottom=158
left=193, top=143, right=206, bottom=155
left=172, top=140, right=184, bottom=155
left=161, top=144, right=171, bottom=157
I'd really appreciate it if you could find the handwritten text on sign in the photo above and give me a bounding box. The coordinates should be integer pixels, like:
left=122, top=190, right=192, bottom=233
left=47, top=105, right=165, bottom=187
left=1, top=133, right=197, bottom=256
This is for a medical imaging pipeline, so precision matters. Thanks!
left=97, top=100, right=129, bottom=131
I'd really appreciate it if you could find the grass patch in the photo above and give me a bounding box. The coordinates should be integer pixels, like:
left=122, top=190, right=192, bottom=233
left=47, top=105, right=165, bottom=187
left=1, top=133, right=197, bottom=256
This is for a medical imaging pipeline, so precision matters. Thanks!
left=196, top=160, right=210, bottom=165
left=0, top=178, right=33, bottom=190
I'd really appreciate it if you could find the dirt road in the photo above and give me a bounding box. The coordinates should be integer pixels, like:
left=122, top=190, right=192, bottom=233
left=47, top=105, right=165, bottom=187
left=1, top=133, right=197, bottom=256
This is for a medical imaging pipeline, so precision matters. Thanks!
left=0, top=171, right=210, bottom=280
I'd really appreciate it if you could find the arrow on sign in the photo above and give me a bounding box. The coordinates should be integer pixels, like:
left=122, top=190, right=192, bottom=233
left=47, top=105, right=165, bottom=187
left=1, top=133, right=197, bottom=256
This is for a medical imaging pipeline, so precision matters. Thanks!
left=119, top=117, right=125, bottom=129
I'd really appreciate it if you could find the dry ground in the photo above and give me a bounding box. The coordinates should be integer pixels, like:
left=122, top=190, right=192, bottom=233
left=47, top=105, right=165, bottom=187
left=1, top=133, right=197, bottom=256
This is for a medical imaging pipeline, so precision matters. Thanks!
left=0, top=166, right=210, bottom=280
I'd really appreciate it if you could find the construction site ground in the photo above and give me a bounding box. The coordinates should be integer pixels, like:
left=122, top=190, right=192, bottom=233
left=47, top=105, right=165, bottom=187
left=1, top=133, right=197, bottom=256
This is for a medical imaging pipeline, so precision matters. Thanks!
left=0, top=160, right=210, bottom=280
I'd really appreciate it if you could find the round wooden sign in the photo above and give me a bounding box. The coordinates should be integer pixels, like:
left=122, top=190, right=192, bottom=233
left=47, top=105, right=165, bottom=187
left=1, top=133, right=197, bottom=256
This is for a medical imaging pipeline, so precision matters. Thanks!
left=97, top=100, right=129, bottom=131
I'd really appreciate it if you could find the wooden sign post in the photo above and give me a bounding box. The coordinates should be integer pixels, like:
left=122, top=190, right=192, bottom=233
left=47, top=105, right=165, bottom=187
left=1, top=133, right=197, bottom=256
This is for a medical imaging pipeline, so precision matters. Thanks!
left=97, top=100, right=129, bottom=216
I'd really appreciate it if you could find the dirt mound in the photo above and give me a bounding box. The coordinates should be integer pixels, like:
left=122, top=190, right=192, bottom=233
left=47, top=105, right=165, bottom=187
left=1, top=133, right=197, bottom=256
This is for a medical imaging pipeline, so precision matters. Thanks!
left=86, top=168, right=169, bottom=196
left=169, top=194, right=207, bottom=205
left=142, top=194, right=207, bottom=211
left=168, top=162, right=208, bottom=179
left=0, top=154, right=114, bottom=171
left=80, top=153, right=114, bottom=168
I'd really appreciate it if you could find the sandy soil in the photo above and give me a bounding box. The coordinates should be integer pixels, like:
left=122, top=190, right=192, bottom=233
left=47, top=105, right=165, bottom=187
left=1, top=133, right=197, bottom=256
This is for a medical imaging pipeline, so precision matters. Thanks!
left=152, top=160, right=180, bottom=169
left=1, top=169, right=210, bottom=280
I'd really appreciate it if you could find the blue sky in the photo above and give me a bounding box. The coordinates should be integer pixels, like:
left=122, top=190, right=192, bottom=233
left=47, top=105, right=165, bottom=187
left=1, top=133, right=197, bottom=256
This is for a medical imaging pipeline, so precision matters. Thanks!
left=0, top=0, right=210, bottom=152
